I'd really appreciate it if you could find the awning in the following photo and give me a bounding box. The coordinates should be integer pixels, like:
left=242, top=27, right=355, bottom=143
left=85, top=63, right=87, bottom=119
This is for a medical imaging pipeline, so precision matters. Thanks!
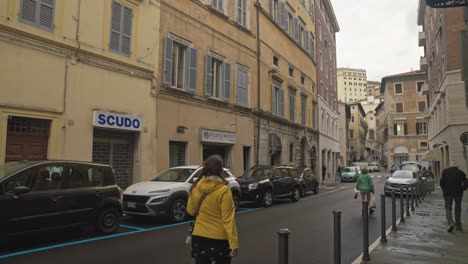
left=424, top=149, right=440, bottom=161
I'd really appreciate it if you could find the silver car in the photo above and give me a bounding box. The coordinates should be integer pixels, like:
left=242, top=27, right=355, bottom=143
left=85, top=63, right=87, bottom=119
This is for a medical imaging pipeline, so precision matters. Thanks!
left=384, top=170, right=419, bottom=195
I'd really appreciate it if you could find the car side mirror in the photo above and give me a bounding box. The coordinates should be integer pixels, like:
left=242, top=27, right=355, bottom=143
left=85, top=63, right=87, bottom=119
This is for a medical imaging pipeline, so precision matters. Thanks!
left=13, top=186, right=29, bottom=195
left=190, top=177, right=199, bottom=183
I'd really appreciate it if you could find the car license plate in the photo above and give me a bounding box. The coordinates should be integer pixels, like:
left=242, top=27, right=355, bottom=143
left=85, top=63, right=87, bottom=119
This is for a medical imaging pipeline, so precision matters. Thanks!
left=127, top=202, right=136, bottom=208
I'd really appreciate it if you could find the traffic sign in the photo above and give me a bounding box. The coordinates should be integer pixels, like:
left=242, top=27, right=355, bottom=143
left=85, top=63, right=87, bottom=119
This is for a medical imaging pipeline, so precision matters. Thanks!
left=461, top=132, right=468, bottom=145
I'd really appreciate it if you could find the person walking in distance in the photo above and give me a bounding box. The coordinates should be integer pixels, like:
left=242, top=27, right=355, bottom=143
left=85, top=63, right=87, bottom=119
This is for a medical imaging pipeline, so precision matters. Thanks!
left=440, top=161, right=468, bottom=232
left=322, top=164, right=327, bottom=185
left=356, top=168, right=375, bottom=215
left=187, top=155, right=239, bottom=264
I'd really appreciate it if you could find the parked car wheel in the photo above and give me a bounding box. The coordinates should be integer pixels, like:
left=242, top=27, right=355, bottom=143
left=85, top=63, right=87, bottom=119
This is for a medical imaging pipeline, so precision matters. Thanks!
left=262, top=190, right=273, bottom=207
left=291, top=187, right=300, bottom=202
left=96, top=207, right=121, bottom=234
left=170, top=199, right=187, bottom=223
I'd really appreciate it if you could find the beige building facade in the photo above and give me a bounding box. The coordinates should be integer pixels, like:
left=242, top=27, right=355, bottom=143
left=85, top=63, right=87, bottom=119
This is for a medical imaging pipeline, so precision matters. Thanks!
left=156, top=0, right=256, bottom=177
left=0, top=0, right=161, bottom=187
left=418, top=0, right=468, bottom=177
left=381, top=71, right=429, bottom=167
left=360, top=96, right=383, bottom=163
left=347, top=102, right=367, bottom=163
left=338, top=101, right=349, bottom=167
left=337, top=68, right=367, bottom=103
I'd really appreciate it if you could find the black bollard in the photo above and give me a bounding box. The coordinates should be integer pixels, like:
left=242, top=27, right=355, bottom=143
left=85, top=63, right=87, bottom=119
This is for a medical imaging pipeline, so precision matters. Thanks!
left=362, top=201, right=371, bottom=261
left=278, top=228, right=290, bottom=264
left=411, top=186, right=415, bottom=212
left=400, top=187, right=405, bottom=223
left=333, top=210, right=341, bottom=264
left=406, top=185, right=410, bottom=217
left=392, top=190, right=397, bottom=231
left=380, top=194, right=387, bottom=242
left=418, top=181, right=422, bottom=203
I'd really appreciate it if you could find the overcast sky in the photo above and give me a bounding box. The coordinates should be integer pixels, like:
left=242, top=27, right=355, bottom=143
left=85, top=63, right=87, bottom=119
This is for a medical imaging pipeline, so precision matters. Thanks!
left=333, top=0, right=424, bottom=81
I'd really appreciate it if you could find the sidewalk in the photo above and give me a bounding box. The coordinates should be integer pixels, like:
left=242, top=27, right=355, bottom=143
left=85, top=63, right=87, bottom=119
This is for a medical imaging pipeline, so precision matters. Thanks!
left=365, top=188, right=468, bottom=264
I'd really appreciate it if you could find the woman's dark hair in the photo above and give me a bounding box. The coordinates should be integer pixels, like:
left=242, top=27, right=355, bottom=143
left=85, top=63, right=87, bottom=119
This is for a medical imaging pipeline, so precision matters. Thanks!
left=202, top=155, right=224, bottom=177
left=191, top=155, right=227, bottom=191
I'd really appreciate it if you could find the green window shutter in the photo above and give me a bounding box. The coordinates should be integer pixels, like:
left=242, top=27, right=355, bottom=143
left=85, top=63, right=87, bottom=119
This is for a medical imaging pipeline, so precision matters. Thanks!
left=163, top=38, right=173, bottom=86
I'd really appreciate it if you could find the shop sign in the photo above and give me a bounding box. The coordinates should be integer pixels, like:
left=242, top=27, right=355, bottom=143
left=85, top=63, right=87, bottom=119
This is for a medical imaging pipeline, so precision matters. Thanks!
left=200, top=129, right=236, bottom=144
left=93, top=111, right=142, bottom=131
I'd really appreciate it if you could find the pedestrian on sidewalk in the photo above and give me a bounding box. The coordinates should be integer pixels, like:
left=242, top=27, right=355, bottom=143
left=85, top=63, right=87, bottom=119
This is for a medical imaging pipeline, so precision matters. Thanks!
left=187, top=155, right=239, bottom=264
left=440, top=161, right=468, bottom=232
left=356, top=168, right=376, bottom=215
left=322, top=164, right=327, bottom=186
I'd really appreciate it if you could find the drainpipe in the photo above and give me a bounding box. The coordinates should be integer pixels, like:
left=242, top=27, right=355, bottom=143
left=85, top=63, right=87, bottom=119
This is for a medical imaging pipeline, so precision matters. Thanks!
left=255, top=0, right=261, bottom=166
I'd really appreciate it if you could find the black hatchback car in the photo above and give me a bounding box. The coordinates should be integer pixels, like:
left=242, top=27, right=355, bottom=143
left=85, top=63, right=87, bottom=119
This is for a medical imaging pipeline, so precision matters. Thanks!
left=0, top=161, right=123, bottom=240
left=236, top=166, right=301, bottom=207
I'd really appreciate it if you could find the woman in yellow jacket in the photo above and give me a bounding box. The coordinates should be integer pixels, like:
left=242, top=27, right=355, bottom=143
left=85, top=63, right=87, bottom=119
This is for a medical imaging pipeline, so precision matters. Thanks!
left=187, top=155, right=239, bottom=264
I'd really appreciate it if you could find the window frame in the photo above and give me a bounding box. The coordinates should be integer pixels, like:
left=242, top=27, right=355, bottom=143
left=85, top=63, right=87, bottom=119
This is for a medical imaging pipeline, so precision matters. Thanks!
left=19, top=0, right=56, bottom=32
left=394, top=83, right=403, bottom=95
left=236, top=0, right=249, bottom=29
left=236, top=64, right=250, bottom=107
left=395, top=102, right=404, bottom=113
left=289, top=89, right=296, bottom=121
left=417, top=81, right=425, bottom=93
left=418, top=101, right=426, bottom=112
left=109, top=0, right=133, bottom=57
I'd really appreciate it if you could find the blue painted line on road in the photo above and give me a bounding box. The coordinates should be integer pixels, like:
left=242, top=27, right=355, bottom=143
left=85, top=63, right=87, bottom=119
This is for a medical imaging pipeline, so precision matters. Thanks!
left=0, top=207, right=262, bottom=259
left=120, top=224, right=145, bottom=231
left=0, top=230, right=142, bottom=259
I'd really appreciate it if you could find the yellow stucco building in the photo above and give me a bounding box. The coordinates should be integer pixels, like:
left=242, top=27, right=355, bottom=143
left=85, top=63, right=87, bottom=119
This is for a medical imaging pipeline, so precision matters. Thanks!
left=0, top=0, right=161, bottom=187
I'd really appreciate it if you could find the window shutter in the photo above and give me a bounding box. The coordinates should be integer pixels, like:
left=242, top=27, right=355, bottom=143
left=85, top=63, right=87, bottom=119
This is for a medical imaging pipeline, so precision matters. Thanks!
left=404, top=123, right=408, bottom=135
left=205, top=55, right=213, bottom=96
left=222, top=62, right=231, bottom=102
left=416, top=123, right=420, bottom=135
left=110, top=1, right=122, bottom=53
left=394, top=124, right=397, bottom=135
left=237, top=69, right=248, bottom=107
left=121, top=6, right=132, bottom=55
left=279, top=1, right=288, bottom=30
left=21, top=0, right=38, bottom=24
left=186, top=47, right=198, bottom=93
left=163, top=38, right=173, bottom=86
left=293, top=18, right=299, bottom=41
left=279, top=89, right=285, bottom=117
left=38, top=0, right=54, bottom=29
left=272, top=86, right=277, bottom=115
left=304, top=31, right=310, bottom=51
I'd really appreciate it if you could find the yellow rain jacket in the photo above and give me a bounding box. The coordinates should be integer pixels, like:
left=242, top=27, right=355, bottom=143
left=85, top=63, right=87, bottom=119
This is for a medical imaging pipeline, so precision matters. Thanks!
left=187, top=176, right=239, bottom=249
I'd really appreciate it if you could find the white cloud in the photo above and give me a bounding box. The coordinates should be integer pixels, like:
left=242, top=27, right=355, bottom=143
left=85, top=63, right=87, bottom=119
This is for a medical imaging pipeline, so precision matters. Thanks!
left=332, top=0, right=424, bottom=81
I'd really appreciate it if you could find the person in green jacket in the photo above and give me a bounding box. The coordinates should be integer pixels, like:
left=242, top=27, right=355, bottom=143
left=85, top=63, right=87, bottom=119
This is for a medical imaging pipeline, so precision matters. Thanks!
left=356, top=168, right=375, bottom=214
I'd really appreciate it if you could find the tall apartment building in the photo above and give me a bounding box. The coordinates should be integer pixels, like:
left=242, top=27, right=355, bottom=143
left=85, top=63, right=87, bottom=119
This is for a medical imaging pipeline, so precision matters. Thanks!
left=337, top=68, right=367, bottom=103
left=380, top=71, right=429, bottom=167
left=316, top=0, right=340, bottom=182
left=158, top=0, right=257, bottom=176
left=347, top=102, right=367, bottom=164
left=256, top=0, right=319, bottom=175
left=417, top=0, right=468, bottom=176
left=0, top=0, right=160, bottom=187
left=338, top=101, right=350, bottom=167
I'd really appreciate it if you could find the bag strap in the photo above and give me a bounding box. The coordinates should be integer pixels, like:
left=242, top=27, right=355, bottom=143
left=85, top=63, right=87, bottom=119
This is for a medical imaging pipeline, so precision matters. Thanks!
left=194, top=193, right=208, bottom=219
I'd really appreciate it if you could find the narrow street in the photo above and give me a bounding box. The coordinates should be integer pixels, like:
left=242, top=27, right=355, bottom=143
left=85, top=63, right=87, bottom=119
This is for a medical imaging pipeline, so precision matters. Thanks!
left=1, top=174, right=398, bottom=264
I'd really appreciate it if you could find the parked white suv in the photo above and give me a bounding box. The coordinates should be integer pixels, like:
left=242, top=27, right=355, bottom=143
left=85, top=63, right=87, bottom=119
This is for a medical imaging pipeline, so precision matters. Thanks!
left=123, top=166, right=241, bottom=223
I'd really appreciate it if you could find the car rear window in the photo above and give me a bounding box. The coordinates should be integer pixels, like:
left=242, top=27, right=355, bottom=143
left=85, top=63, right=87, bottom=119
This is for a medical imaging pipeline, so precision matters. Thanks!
left=343, top=167, right=356, bottom=172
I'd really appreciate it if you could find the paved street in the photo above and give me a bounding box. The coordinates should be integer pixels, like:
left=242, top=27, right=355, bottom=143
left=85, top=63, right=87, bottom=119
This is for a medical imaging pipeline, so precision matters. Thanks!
left=0, top=173, right=400, bottom=264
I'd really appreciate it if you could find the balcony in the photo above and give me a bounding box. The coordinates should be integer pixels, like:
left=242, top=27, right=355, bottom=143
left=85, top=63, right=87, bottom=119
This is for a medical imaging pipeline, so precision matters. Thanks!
left=420, top=56, right=428, bottom=71
left=418, top=31, right=426, bottom=47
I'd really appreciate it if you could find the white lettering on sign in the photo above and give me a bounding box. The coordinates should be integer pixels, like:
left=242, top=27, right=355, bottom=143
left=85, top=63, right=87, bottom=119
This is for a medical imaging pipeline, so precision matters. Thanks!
left=200, top=129, right=236, bottom=144
left=93, top=111, right=142, bottom=131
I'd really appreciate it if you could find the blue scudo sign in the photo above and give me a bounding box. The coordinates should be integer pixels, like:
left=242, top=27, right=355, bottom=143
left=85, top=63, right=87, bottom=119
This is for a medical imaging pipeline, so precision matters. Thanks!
left=93, top=111, right=142, bottom=131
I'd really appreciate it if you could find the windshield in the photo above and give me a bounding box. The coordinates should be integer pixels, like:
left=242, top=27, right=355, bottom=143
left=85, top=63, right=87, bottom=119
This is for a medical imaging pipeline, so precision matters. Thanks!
left=241, top=167, right=271, bottom=180
left=400, top=164, right=420, bottom=172
left=0, top=162, right=33, bottom=181
left=151, top=168, right=196, bottom=182
left=342, top=167, right=356, bottom=173
left=392, top=171, right=414, bottom=179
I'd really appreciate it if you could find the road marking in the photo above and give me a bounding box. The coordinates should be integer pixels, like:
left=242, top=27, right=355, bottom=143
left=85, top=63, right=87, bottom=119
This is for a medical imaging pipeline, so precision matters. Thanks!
left=0, top=208, right=261, bottom=259
left=351, top=219, right=402, bottom=264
